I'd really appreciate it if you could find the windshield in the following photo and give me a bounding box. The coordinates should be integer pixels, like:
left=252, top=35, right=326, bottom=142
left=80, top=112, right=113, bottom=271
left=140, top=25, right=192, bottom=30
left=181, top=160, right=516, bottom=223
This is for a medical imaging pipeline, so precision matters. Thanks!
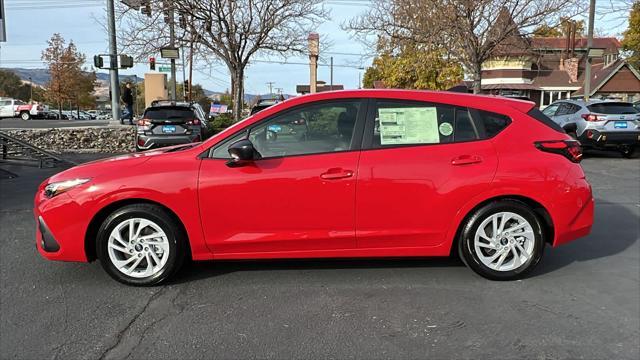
left=587, top=103, right=638, bottom=115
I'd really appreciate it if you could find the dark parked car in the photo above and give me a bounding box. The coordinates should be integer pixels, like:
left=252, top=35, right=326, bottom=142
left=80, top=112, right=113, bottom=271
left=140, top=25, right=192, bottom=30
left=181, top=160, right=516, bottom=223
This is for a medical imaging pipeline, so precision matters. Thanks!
left=250, top=98, right=281, bottom=115
left=135, top=100, right=210, bottom=151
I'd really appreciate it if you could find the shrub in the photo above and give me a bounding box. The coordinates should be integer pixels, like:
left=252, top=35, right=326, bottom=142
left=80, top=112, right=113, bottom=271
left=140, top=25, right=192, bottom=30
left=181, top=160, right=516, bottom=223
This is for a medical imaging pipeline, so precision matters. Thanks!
left=208, top=113, right=234, bottom=133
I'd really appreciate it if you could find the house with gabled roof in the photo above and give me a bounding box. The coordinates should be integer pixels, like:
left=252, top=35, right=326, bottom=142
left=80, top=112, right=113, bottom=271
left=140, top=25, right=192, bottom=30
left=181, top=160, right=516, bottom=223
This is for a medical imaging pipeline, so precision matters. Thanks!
left=479, top=34, right=640, bottom=108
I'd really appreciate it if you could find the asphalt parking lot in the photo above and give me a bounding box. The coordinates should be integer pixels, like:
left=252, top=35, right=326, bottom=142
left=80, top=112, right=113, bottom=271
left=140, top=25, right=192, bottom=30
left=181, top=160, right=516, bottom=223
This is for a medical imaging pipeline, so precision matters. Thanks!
left=1, top=152, right=638, bottom=359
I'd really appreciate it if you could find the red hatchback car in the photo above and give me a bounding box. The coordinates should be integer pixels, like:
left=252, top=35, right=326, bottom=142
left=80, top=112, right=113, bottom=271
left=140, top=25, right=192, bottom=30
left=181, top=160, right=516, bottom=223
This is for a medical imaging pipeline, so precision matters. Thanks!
left=34, top=90, right=594, bottom=285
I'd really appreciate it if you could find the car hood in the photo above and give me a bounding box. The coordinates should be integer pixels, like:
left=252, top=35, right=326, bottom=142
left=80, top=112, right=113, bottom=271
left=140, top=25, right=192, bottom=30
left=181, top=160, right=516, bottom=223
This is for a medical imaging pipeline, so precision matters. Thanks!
left=46, top=144, right=197, bottom=184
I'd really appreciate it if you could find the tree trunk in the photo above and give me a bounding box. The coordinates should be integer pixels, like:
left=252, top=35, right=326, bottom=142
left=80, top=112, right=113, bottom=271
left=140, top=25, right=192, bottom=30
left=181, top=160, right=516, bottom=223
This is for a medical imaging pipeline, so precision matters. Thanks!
left=230, top=67, right=244, bottom=122
left=472, top=63, right=482, bottom=94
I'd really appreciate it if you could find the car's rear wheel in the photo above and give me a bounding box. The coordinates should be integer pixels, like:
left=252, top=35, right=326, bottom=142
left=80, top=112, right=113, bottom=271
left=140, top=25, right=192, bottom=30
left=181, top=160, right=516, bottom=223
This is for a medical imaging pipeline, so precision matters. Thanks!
left=96, top=204, right=186, bottom=286
left=458, top=200, right=545, bottom=280
left=620, top=145, right=637, bottom=159
left=20, top=111, right=30, bottom=121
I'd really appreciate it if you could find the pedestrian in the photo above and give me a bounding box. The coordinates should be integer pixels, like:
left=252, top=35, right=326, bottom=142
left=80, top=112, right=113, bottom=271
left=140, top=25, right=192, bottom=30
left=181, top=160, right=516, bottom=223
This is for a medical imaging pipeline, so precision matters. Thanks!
left=121, top=82, right=134, bottom=125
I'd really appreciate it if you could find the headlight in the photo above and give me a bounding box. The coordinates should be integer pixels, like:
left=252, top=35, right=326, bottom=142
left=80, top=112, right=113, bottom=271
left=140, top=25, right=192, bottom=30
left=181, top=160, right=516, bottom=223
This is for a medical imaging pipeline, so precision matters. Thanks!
left=44, top=178, right=90, bottom=198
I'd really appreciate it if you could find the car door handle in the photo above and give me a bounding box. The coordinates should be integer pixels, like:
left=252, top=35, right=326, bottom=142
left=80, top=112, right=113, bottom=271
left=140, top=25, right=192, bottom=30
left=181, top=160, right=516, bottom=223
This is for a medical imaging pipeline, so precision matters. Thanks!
left=451, top=155, right=482, bottom=166
left=321, top=168, right=354, bottom=180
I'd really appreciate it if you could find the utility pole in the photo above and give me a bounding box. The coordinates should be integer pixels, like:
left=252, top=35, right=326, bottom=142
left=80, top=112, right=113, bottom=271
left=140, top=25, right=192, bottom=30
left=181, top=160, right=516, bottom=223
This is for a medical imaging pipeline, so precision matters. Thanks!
left=188, top=34, right=195, bottom=102
left=168, top=5, right=177, bottom=101
left=330, top=57, right=333, bottom=91
left=28, top=77, right=33, bottom=101
left=308, top=33, right=319, bottom=94
left=181, top=44, right=187, bottom=101
left=107, top=0, right=120, bottom=122
left=584, top=0, right=596, bottom=102
left=266, top=81, right=275, bottom=95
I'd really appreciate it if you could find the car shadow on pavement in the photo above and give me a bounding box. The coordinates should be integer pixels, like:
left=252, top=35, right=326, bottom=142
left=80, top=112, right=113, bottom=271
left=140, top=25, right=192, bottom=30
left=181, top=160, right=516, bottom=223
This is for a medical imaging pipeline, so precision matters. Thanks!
left=172, top=198, right=638, bottom=283
left=532, top=199, right=639, bottom=276
left=172, top=257, right=466, bottom=284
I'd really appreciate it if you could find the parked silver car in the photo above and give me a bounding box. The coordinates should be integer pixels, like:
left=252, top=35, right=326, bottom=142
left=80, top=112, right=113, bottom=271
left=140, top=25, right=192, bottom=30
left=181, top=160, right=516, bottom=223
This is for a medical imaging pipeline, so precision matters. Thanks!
left=543, top=99, right=640, bottom=158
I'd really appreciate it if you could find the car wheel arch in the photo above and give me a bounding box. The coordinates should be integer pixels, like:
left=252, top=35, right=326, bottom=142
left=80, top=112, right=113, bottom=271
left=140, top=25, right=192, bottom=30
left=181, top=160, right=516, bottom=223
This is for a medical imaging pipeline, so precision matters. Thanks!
left=84, top=198, right=191, bottom=262
left=448, top=195, right=555, bottom=257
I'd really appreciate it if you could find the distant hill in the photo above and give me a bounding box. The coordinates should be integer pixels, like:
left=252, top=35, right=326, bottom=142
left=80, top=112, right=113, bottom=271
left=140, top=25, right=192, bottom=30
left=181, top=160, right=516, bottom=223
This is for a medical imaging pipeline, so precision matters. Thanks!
left=4, top=68, right=141, bottom=86
left=2, top=67, right=292, bottom=103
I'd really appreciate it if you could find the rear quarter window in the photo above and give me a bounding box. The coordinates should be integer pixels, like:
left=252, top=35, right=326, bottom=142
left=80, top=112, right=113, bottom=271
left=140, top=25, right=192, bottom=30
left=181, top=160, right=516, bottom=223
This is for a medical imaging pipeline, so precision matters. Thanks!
left=526, top=108, right=565, bottom=133
left=477, top=110, right=513, bottom=138
left=587, top=103, right=638, bottom=114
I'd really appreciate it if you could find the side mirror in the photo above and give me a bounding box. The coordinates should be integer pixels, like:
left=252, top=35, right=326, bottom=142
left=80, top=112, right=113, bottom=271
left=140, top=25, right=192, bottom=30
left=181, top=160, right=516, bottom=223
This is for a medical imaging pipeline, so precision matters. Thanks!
left=226, top=139, right=259, bottom=167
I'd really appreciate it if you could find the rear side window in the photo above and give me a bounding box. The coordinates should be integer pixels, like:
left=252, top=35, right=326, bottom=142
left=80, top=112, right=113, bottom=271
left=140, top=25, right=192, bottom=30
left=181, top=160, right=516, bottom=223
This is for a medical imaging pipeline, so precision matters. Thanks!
left=587, top=103, right=638, bottom=114
left=144, top=107, right=195, bottom=119
left=371, top=101, right=479, bottom=148
left=526, top=108, right=564, bottom=133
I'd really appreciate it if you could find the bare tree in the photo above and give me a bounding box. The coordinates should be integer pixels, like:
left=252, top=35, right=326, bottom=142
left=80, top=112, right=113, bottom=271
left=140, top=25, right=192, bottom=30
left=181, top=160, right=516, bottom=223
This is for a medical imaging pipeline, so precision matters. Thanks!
left=118, top=0, right=328, bottom=121
left=347, top=0, right=586, bottom=93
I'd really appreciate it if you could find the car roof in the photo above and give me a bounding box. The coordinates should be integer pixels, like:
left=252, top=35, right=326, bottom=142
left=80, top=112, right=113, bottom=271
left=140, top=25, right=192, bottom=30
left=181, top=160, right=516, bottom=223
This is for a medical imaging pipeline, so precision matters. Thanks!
left=148, top=100, right=197, bottom=108
left=551, top=99, right=633, bottom=107
left=275, top=89, right=536, bottom=114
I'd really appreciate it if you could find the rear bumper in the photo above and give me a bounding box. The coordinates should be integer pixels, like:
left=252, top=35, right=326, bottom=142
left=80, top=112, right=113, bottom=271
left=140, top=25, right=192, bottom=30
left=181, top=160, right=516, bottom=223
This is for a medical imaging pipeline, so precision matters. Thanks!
left=579, top=130, right=640, bottom=148
left=550, top=167, right=595, bottom=247
left=136, top=134, right=201, bottom=150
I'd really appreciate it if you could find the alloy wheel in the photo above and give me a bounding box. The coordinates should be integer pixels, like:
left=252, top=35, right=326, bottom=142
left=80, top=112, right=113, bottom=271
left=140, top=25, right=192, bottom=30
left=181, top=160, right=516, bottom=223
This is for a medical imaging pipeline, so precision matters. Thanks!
left=473, top=211, right=535, bottom=272
left=107, top=218, right=170, bottom=278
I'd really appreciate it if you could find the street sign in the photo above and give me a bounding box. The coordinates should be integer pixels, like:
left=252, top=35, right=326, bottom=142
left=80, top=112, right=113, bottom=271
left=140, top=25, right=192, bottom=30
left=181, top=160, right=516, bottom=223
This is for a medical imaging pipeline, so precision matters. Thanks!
left=158, top=66, right=171, bottom=72
left=160, top=47, right=180, bottom=59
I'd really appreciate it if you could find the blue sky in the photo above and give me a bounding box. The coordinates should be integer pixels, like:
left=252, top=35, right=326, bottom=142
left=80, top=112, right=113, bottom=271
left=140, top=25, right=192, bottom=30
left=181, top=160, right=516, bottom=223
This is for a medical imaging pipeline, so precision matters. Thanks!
left=0, top=0, right=630, bottom=95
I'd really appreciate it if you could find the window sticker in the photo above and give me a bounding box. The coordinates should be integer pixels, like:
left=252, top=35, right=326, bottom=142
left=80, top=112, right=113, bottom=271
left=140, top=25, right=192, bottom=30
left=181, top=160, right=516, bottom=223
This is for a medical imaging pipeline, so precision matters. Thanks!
left=379, top=107, right=440, bottom=145
left=439, top=122, right=453, bottom=136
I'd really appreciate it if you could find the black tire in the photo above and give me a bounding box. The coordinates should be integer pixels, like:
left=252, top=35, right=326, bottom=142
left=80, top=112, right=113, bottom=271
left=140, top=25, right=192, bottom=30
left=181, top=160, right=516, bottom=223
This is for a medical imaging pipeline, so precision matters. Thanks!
left=458, top=200, right=545, bottom=280
left=96, top=203, right=186, bottom=286
left=620, top=146, right=637, bottom=159
left=20, top=111, right=31, bottom=121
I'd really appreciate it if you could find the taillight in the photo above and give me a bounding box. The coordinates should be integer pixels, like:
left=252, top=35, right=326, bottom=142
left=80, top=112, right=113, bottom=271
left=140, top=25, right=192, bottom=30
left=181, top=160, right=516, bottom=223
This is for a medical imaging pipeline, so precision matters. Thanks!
left=581, top=113, right=602, bottom=122
left=137, top=118, right=151, bottom=126
left=186, top=119, right=200, bottom=125
left=535, top=140, right=582, bottom=163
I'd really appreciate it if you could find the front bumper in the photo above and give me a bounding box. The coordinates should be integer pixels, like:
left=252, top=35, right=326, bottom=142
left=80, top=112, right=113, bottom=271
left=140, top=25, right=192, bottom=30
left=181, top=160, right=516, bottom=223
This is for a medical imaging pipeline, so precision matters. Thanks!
left=579, top=130, right=640, bottom=148
left=34, top=191, right=89, bottom=262
left=38, top=216, right=60, bottom=252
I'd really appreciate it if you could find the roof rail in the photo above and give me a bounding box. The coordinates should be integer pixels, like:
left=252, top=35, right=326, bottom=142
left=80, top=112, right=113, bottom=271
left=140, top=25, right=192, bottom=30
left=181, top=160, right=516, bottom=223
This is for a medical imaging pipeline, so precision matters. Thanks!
left=150, top=99, right=196, bottom=107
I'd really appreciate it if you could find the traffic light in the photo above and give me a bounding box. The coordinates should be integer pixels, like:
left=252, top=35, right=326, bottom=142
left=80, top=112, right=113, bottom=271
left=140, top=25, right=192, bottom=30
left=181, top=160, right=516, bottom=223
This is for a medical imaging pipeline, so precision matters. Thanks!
left=141, top=0, right=151, bottom=16
left=149, top=57, right=156, bottom=71
left=93, top=55, right=104, bottom=69
left=184, top=80, right=190, bottom=98
left=119, top=55, right=134, bottom=68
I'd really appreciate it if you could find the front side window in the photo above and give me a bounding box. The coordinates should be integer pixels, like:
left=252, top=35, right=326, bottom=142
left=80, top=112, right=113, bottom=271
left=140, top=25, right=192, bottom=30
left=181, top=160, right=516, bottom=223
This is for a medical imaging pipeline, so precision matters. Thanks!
left=248, top=101, right=360, bottom=158
left=371, top=101, right=477, bottom=148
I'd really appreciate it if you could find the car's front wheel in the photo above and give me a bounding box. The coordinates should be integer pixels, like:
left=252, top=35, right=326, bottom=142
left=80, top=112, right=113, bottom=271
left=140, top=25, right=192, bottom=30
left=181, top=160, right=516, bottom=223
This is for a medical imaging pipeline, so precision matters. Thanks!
left=458, top=200, right=545, bottom=280
left=20, top=112, right=31, bottom=121
left=96, top=204, right=186, bottom=286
